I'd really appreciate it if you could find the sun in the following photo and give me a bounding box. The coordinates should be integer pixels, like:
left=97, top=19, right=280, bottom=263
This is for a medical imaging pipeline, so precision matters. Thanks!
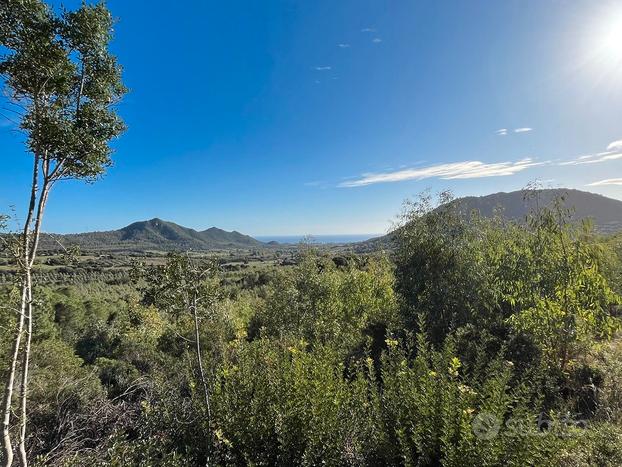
left=579, top=5, right=622, bottom=81
left=598, top=12, right=622, bottom=61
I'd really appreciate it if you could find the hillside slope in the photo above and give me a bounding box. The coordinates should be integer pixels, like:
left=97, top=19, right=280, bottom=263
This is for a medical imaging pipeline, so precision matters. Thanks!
left=39, top=218, right=264, bottom=252
left=359, top=188, right=622, bottom=251
left=454, top=189, right=622, bottom=233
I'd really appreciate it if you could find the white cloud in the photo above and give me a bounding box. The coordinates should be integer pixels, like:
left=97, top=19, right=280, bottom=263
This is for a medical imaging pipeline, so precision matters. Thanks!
left=334, top=138, right=621, bottom=190
left=495, top=127, right=532, bottom=135
left=339, top=158, right=543, bottom=188
left=560, top=139, right=622, bottom=165
left=337, top=43, right=350, bottom=48
left=314, top=66, right=332, bottom=71
left=587, top=178, right=622, bottom=187
left=585, top=152, right=622, bottom=164
left=372, top=38, right=383, bottom=43
left=607, top=140, right=622, bottom=152
left=361, top=28, right=376, bottom=32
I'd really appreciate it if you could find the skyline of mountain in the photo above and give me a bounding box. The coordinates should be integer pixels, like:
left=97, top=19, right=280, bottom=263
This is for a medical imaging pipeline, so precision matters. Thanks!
left=28, top=188, right=622, bottom=252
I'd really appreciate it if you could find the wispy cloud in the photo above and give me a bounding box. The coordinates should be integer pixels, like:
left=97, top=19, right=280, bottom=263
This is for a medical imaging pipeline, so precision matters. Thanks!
left=329, top=137, right=622, bottom=190
left=587, top=178, right=622, bottom=187
left=560, top=139, right=622, bottom=166
left=607, top=140, right=622, bottom=152
left=495, top=127, right=532, bottom=135
left=339, top=158, right=543, bottom=188
left=372, top=38, right=383, bottom=43
left=314, top=66, right=332, bottom=71
left=337, top=43, right=350, bottom=48
left=562, top=152, right=622, bottom=165
left=361, top=28, right=376, bottom=33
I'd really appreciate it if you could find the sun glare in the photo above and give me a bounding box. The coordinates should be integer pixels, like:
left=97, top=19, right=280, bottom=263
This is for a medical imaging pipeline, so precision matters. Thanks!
left=599, top=12, right=622, bottom=59
left=577, top=4, right=622, bottom=86
left=592, top=7, right=622, bottom=69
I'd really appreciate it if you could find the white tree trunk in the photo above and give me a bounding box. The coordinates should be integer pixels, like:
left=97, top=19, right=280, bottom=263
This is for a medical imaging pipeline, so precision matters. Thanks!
left=192, top=297, right=211, bottom=419
left=17, top=270, right=33, bottom=467
left=1, top=155, right=47, bottom=467
left=16, top=176, right=49, bottom=467
left=1, top=282, right=28, bottom=467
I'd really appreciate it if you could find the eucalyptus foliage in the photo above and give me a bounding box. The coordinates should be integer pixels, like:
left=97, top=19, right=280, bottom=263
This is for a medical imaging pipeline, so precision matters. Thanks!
left=0, top=1, right=125, bottom=465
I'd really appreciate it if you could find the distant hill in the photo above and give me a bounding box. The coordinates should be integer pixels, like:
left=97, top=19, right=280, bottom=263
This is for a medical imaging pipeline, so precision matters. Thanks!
left=452, top=189, right=622, bottom=233
left=360, top=188, right=622, bottom=251
left=39, top=218, right=264, bottom=252
left=34, top=189, right=622, bottom=253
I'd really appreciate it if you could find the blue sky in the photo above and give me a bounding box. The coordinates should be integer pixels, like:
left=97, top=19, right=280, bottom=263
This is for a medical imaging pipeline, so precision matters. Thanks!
left=1, top=0, right=622, bottom=235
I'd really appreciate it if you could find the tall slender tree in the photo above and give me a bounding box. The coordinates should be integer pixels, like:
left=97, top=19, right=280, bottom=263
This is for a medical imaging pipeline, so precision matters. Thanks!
left=0, top=2, right=126, bottom=465
left=135, top=253, right=219, bottom=462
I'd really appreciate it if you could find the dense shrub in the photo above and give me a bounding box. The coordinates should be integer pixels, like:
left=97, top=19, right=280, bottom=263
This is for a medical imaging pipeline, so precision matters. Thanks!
left=2, top=193, right=622, bottom=465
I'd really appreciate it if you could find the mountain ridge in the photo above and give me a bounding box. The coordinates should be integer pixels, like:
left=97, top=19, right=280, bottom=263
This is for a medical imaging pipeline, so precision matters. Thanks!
left=452, top=188, right=622, bottom=232
left=36, top=189, right=622, bottom=252
left=39, top=218, right=264, bottom=252
left=359, top=188, right=622, bottom=250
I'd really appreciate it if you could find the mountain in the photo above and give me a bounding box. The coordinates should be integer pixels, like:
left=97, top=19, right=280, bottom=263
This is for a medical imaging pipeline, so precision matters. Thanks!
left=359, top=188, right=622, bottom=251
left=39, top=218, right=264, bottom=252
left=452, top=189, right=622, bottom=233
left=35, top=189, right=622, bottom=253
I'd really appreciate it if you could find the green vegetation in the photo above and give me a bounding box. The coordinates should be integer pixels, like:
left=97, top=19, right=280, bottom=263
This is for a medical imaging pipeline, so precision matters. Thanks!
left=35, top=218, right=265, bottom=253
left=1, top=191, right=621, bottom=465
left=360, top=188, right=622, bottom=252
left=20, top=188, right=622, bottom=254
left=450, top=188, right=622, bottom=234
left=0, top=1, right=126, bottom=464
left=2, top=2, right=622, bottom=466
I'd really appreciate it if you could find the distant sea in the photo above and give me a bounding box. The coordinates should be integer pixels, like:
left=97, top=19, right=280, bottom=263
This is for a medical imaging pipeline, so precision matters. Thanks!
left=255, top=234, right=382, bottom=245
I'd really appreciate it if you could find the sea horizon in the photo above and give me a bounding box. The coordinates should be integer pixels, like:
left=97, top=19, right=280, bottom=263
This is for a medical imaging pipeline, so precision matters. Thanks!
left=255, top=234, right=382, bottom=244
